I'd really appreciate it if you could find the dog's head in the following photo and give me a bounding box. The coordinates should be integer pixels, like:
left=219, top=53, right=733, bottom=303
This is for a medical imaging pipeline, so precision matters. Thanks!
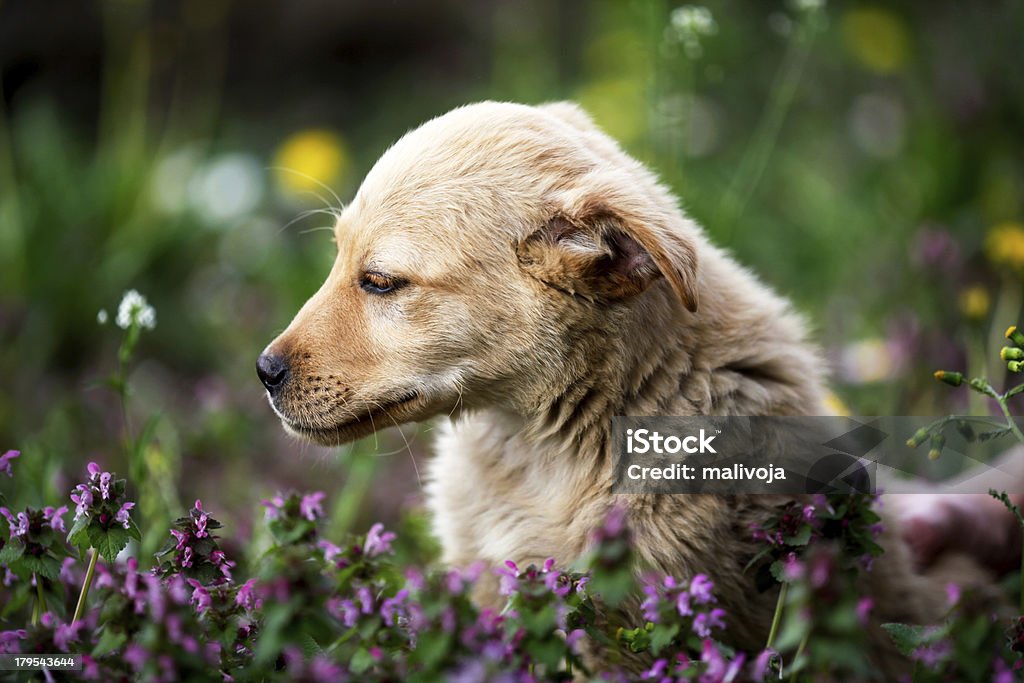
left=259, top=101, right=701, bottom=445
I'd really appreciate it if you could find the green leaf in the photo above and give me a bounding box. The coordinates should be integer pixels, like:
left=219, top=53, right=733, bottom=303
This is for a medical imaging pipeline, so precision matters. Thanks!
left=126, top=517, right=142, bottom=542
left=786, top=524, right=813, bottom=546
left=88, top=524, right=130, bottom=561
left=17, top=553, right=61, bottom=580
left=92, top=628, right=127, bottom=657
left=0, top=539, right=25, bottom=564
left=880, top=622, right=945, bottom=656
left=349, top=647, right=376, bottom=674
left=67, top=514, right=91, bottom=547
left=649, top=622, right=680, bottom=654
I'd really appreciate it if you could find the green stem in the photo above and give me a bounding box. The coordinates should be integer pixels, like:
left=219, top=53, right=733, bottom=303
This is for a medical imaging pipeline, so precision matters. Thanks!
left=72, top=549, right=100, bottom=624
left=995, top=394, right=1024, bottom=445
left=34, top=574, right=47, bottom=621
left=788, top=629, right=811, bottom=682
left=766, top=581, right=788, bottom=650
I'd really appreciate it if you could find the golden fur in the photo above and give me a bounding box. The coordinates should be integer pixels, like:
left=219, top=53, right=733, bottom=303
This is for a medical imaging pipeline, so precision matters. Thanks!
left=262, top=101, right=983, bottom=676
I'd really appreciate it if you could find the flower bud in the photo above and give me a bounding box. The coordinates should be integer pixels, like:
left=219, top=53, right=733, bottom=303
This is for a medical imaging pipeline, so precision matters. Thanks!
left=1010, top=361, right=1024, bottom=373
left=928, top=434, right=945, bottom=461
left=906, top=427, right=930, bottom=448
left=933, top=370, right=964, bottom=387
left=1006, top=325, right=1024, bottom=348
left=1002, top=347, right=1024, bottom=361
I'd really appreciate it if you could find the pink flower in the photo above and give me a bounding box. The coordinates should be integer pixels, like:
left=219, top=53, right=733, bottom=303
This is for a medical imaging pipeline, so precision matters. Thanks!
left=70, top=485, right=93, bottom=521
left=364, top=522, right=396, bottom=557
left=115, top=502, right=135, bottom=529
left=300, top=491, right=326, bottom=521
left=0, top=450, right=19, bottom=477
left=170, top=529, right=190, bottom=551
left=187, top=579, right=212, bottom=614
left=689, top=574, right=716, bottom=604
left=43, top=506, right=67, bottom=533
left=98, top=472, right=111, bottom=500
left=236, top=579, right=262, bottom=612
left=692, top=607, right=727, bottom=638
left=856, top=597, right=873, bottom=625
left=193, top=500, right=209, bottom=538
left=945, top=582, right=960, bottom=606
left=260, top=495, right=286, bottom=520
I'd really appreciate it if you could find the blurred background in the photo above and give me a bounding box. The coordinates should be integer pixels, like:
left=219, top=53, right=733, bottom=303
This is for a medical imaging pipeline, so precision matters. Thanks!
left=1, top=0, right=1022, bottom=553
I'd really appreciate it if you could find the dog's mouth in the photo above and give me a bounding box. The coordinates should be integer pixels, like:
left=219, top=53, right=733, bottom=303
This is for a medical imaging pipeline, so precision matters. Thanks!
left=279, top=390, right=421, bottom=446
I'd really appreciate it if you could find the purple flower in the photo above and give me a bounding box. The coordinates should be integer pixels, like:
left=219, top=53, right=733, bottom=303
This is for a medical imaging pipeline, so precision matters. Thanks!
left=330, top=598, right=360, bottom=627
left=123, top=643, right=149, bottom=671
left=260, top=495, right=286, bottom=520
left=699, top=638, right=744, bottom=683
left=42, top=505, right=67, bottom=533
left=0, top=507, right=22, bottom=537
left=751, top=649, right=777, bottom=680
left=70, top=485, right=93, bottom=521
left=782, top=552, right=805, bottom=581
left=0, top=450, right=19, bottom=478
left=676, top=590, right=693, bottom=617
left=54, top=620, right=83, bottom=652
left=4, top=510, right=29, bottom=538
left=0, top=629, right=27, bottom=654
left=945, top=582, right=960, bottom=606
left=641, top=584, right=661, bottom=623
left=193, top=501, right=210, bottom=538
left=692, top=607, right=727, bottom=638
left=689, top=574, right=716, bottom=604
left=181, top=547, right=194, bottom=568
left=236, top=578, right=262, bottom=612
left=643, top=658, right=669, bottom=679
left=318, top=539, right=343, bottom=564
left=364, top=522, right=396, bottom=557
left=187, top=579, right=212, bottom=614
left=87, top=462, right=100, bottom=478
left=60, top=558, right=76, bottom=584
left=911, top=638, right=951, bottom=668
left=356, top=586, right=374, bottom=614
left=496, top=560, right=519, bottom=596
left=856, top=597, right=873, bottom=625
left=380, top=589, right=409, bottom=626
left=115, top=501, right=135, bottom=529
left=300, top=491, right=326, bottom=521
left=98, top=472, right=111, bottom=500
left=170, top=529, right=190, bottom=551
left=912, top=227, right=961, bottom=271
left=801, top=505, right=815, bottom=522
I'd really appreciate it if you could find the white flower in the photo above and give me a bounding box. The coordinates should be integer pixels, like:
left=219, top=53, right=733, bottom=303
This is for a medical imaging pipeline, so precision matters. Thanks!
left=115, top=289, right=157, bottom=331
left=670, top=6, right=717, bottom=37
left=667, top=6, right=717, bottom=58
left=791, top=0, right=825, bottom=12
left=97, top=309, right=108, bottom=325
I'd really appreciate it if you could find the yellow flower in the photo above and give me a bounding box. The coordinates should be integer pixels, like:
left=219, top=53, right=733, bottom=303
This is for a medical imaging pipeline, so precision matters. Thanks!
left=958, top=286, right=990, bottom=321
left=823, top=391, right=851, bottom=417
left=841, top=8, right=910, bottom=74
left=273, top=129, right=349, bottom=196
left=985, top=221, right=1024, bottom=269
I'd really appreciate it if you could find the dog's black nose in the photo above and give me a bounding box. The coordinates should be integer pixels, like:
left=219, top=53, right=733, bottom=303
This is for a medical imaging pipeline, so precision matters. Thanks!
left=256, top=353, right=289, bottom=394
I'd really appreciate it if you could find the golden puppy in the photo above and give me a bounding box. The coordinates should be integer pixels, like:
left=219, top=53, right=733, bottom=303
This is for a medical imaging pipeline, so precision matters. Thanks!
left=259, top=101, right=972, bottom=675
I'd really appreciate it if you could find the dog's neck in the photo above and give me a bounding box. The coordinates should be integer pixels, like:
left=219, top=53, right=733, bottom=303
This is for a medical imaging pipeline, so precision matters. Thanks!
left=512, top=244, right=828, bottom=464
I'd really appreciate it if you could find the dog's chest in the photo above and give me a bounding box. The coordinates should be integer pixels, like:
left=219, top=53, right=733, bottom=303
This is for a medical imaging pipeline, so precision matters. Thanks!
left=425, top=413, right=605, bottom=568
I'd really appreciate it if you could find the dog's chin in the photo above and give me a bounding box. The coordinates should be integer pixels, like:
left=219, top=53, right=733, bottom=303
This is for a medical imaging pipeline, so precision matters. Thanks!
left=276, top=391, right=429, bottom=447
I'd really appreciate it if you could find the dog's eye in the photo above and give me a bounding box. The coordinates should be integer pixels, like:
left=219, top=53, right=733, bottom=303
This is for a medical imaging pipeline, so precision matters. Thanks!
left=360, top=271, right=403, bottom=295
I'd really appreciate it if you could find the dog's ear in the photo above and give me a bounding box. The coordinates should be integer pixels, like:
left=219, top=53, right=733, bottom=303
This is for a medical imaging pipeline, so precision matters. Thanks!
left=516, top=197, right=699, bottom=312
